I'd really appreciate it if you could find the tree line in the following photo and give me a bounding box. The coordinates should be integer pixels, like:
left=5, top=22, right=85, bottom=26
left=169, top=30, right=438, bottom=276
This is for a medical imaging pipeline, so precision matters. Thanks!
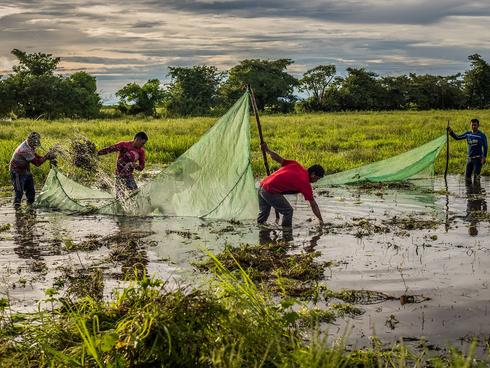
left=1, top=49, right=490, bottom=119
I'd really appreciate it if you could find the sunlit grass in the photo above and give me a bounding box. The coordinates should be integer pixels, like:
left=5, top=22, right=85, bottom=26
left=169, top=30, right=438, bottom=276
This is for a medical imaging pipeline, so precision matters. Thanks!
left=1, top=110, right=489, bottom=187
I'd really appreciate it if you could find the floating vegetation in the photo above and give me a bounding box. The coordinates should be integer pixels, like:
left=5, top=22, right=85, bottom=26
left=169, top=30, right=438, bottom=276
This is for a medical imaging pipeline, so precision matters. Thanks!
left=296, top=303, right=364, bottom=327
left=324, top=289, right=397, bottom=305
left=63, top=231, right=154, bottom=252
left=29, top=260, right=48, bottom=275
left=0, top=223, right=10, bottom=233
left=54, top=266, right=104, bottom=301
left=471, top=211, right=490, bottom=222
left=165, top=229, right=201, bottom=240
left=351, top=218, right=391, bottom=238
left=324, top=289, right=431, bottom=306
left=108, top=239, right=149, bottom=280
left=209, top=225, right=241, bottom=235
left=399, top=294, right=431, bottom=305
left=357, top=181, right=415, bottom=191
left=196, top=242, right=326, bottom=298
left=385, top=314, right=399, bottom=330
left=382, top=215, right=441, bottom=230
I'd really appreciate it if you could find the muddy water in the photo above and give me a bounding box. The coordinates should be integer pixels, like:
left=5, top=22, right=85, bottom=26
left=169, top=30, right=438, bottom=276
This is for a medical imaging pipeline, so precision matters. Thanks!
left=0, top=175, right=488, bottom=351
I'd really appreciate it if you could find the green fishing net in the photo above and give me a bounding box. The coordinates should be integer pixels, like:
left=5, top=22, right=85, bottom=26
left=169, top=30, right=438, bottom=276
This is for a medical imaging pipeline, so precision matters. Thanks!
left=315, top=135, right=447, bottom=187
left=36, top=92, right=258, bottom=220
left=36, top=91, right=447, bottom=219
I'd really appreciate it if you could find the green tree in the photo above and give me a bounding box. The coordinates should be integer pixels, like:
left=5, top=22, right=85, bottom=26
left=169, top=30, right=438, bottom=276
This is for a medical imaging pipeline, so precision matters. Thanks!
left=0, top=77, right=17, bottom=117
left=299, top=64, right=336, bottom=111
left=336, top=68, right=384, bottom=110
left=116, top=79, right=164, bottom=116
left=464, top=54, right=490, bottom=108
left=11, top=48, right=60, bottom=77
left=219, top=59, right=298, bottom=112
left=379, top=75, right=410, bottom=110
left=406, top=74, right=464, bottom=110
left=2, top=49, right=101, bottom=119
left=62, top=72, right=102, bottom=118
left=164, top=66, right=222, bottom=116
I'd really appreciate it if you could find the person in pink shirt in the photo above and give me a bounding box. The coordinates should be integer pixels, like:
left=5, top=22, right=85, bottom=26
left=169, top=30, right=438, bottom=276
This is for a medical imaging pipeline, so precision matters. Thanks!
left=97, top=132, right=148, bottom=196
left=9, top=132, right=56, bottom=206
left=258, top=142, right=325, bottom=228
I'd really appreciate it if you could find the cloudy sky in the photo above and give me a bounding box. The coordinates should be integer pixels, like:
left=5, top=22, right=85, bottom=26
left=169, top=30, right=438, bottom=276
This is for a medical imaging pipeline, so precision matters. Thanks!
left=1, top=0, right=489, bottom=103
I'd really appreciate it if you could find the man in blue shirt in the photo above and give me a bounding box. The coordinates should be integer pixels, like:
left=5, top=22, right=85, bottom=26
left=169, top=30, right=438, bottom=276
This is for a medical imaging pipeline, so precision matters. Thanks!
left=448, top=119, right=487, bottom=179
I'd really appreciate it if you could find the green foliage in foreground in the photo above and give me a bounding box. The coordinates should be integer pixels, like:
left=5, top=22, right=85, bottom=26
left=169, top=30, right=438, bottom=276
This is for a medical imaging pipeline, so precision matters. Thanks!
left=1, top=110, right=489, bottom=187
left=0, top=256, right=488, bottom=367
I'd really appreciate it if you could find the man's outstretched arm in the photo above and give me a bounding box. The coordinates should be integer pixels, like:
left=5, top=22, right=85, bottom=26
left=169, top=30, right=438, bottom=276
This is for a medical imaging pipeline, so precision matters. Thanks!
left=98, top=142, right=122, bottom=156
left=309, top=199, right=324, bottom=226
left=447, top=127, right=467, bottom=140
left=261, top=142, right=285, bottom=165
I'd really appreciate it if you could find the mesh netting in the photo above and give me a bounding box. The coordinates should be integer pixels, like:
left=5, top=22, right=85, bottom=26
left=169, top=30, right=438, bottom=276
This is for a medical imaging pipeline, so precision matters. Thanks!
left=314, top=135, right=447, bottom=187
left=36, top=93, right=447, bottom=219
left=36, top=92, right=258, bottom=220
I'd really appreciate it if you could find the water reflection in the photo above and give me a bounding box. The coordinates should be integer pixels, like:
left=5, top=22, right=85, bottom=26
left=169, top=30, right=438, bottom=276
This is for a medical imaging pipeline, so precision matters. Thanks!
left=13, top=207, right=41, bottom=260
left=112, top=216, right=151, bottom=279
left=465, top=178, right=487, bottom=236
left=258, top=227, right=294, bottom=244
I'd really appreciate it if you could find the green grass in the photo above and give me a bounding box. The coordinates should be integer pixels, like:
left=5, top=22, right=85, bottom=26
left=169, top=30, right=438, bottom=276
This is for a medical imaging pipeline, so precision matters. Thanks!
left=1, top=110, right=489, bottom=187
left=0, top=255, right=488, bottom=367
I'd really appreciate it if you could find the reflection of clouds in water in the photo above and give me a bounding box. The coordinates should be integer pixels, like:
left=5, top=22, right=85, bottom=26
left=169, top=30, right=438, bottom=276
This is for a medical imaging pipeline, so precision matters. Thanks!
left=465, top=178, right=487, bottom=237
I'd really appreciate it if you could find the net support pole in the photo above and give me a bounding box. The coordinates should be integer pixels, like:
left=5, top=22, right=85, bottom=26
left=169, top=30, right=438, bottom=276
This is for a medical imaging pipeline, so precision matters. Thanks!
left=444, top=120, right=450, bottom=180
left=444, top=120, right=450, bottom=232
left=248, top=85, right=280, bottom=223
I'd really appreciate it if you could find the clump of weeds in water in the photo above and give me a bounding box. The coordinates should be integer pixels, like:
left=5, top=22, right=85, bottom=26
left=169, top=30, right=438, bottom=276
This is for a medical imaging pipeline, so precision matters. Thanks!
left=107, top=239, right=149, bottom=280
left=382, top=214, right=441, bottom=231
left=195, top=242, right=327, bottom=298
left=54, top=266, right=105, bottom=301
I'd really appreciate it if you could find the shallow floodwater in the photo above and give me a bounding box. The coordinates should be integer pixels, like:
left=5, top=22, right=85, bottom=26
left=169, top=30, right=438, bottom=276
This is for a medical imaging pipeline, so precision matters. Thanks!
left=0, top=175, right=488, bottom=352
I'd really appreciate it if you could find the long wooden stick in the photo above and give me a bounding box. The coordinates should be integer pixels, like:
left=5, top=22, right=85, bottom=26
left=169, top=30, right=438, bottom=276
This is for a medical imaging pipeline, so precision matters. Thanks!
left=248, top=85, right=280, bottom=222
left=248, top=85, right=271, bottom=175
left=444, top=120, right=450, bottom=179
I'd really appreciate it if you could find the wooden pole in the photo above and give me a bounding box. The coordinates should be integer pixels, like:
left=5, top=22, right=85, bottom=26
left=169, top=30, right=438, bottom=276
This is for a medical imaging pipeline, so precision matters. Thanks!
left=248, top=85, right=280, bottom=222
left=248, top=85, right=271, bottom=175
left=444, top=120, right=450, bottom=180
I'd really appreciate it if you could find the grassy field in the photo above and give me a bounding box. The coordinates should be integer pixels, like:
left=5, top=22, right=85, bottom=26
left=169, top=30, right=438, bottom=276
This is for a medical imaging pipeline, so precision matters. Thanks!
left=1, top=110, right=489, bottom=188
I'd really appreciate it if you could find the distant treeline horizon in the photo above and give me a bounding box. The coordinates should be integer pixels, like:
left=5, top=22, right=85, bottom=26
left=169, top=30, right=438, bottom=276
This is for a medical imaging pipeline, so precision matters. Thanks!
left=1, top=49, right=490, bottom=119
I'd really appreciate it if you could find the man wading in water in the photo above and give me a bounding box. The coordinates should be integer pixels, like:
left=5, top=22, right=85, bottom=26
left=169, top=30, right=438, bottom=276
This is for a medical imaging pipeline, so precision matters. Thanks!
left=258, top=142, right=325, bottom=228
left=448, top=119, right=488, bottom=180
left=98, top=132, right=148, bottom=197
left=9, top=132, right=56, bottom=207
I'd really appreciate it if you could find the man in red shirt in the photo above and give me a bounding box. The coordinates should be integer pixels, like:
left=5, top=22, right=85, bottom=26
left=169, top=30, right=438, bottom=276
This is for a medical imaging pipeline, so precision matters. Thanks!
left=9, top=132, right=56, bottom=206
left=98, top=132, right=148, bottom=197
left=258, top=142, right=325, bottom=227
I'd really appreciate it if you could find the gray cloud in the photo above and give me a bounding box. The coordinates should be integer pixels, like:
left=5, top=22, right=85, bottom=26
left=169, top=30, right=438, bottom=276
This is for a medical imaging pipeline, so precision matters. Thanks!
left=0, top=0, right=489, bottom=103
left=141, top=0, right=490, bottom=25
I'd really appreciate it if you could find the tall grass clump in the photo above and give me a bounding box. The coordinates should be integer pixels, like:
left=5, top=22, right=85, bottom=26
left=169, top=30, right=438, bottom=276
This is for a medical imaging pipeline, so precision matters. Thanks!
left=0, top=253, right=488, bottom=367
